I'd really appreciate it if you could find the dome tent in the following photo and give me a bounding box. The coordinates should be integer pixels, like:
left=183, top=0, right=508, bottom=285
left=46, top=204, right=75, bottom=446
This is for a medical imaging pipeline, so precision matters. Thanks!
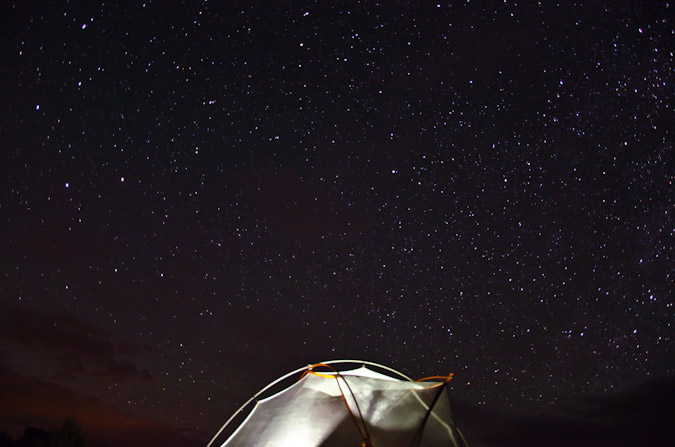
left=207, top=360, right=469, bottom=447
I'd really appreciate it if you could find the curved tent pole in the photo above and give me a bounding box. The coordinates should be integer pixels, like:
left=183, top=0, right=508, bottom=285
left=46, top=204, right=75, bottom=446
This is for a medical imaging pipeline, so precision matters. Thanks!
left=205, top=364, right=309, bottom=447
left=206, top=359, right=413, bottom=447
left=323, top=359, right=414, bottom=381
left=410, top=382, right=447, bottom=447
left=306, top=363, right=373, bottom=446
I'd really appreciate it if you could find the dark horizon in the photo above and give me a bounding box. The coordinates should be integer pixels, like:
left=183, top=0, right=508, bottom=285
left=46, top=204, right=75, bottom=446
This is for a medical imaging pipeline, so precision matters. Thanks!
left=2, top=363, right=674, bottom=446
left=1, top=0, right=672, bottom=446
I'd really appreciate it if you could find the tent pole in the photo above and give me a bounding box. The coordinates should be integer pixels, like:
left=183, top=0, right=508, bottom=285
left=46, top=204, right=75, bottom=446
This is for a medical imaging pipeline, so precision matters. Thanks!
left=206, top=359, right=414, bottom=447
left=410, top=382, right=447, bottom=447
left=205, top=364, right=310, bottom=447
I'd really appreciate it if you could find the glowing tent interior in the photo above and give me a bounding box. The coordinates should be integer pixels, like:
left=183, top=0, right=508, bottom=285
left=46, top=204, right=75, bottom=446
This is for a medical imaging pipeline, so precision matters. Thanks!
left=207, top=360, right=469, bottom=447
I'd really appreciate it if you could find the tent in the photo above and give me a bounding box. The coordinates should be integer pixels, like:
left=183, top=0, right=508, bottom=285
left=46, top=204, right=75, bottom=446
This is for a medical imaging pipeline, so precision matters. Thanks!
left=207, top=360, right=469, bottom=447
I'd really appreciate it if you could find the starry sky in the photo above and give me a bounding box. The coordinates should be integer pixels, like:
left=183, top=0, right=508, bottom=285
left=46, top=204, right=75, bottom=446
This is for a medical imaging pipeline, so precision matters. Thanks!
left=1, top=1, right=674, bottom=446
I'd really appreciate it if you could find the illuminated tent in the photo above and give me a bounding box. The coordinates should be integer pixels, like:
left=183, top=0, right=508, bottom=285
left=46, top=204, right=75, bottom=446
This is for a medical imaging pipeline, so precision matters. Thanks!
left=207, top=360, right=468, bottom=447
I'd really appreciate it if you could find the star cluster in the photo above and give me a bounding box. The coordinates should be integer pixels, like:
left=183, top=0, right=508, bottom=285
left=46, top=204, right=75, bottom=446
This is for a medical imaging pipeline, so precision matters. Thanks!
left=1, top=1, right=673, bottom=445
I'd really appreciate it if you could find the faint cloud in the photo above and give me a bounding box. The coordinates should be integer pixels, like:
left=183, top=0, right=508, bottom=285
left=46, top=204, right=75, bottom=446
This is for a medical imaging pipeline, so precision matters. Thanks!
left=0, top=368, right=206, bottom=447
left=0, top=303, right=153, bottom=382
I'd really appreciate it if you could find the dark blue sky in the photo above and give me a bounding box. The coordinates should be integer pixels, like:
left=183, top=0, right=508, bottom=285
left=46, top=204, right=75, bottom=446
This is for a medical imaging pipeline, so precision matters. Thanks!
left=1, top=1, right=673, bottom=446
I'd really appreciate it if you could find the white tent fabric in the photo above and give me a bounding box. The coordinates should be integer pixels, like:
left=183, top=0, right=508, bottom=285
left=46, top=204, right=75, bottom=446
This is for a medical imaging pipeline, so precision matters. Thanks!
left=216, top=364, right=467, bottom=447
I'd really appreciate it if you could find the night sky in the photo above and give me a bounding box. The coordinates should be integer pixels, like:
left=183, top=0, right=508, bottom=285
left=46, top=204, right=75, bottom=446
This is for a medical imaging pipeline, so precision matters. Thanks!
left=1, top=1, right=674, bottom=446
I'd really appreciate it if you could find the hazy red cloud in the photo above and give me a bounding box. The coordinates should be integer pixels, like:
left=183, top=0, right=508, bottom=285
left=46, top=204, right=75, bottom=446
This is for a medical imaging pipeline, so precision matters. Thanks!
left=0, top=305, right=203, bottom=446
left=0, top=367, right=206, bottom=447
left=0, top=303, right=153, bottom=381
